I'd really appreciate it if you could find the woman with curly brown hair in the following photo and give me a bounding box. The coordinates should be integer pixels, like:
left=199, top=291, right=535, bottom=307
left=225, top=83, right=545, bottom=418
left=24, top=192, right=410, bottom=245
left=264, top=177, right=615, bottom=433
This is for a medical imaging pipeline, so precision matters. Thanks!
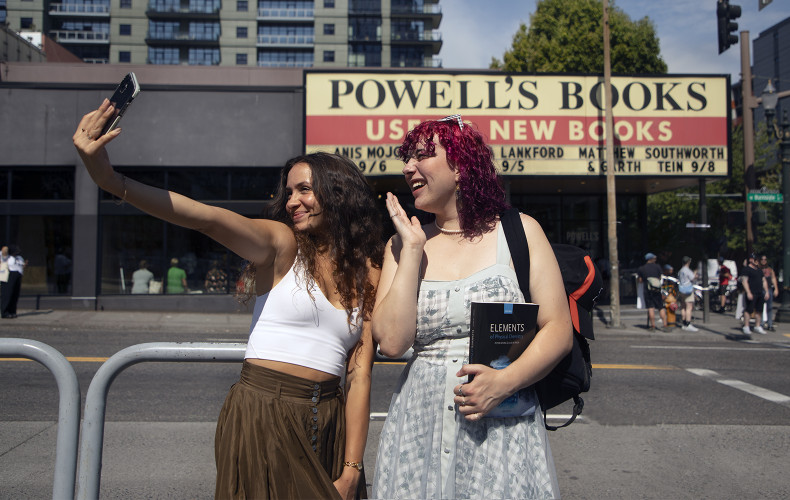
left=372, top=116, right=570, bottom=499
left=73, top=99, right=383, bottom=500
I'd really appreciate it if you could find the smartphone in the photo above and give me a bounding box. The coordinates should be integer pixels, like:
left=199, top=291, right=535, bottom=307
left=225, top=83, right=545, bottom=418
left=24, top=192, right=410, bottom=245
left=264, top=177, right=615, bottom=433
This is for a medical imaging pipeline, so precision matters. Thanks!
left=100, top=72, right=140, bottom=137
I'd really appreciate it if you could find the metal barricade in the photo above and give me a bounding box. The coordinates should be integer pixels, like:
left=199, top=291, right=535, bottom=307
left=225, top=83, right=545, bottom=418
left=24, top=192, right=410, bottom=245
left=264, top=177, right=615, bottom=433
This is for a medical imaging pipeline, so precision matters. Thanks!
left=0, top=338, right=81, bottom=500
left=75, top=342, right=246, bottom=500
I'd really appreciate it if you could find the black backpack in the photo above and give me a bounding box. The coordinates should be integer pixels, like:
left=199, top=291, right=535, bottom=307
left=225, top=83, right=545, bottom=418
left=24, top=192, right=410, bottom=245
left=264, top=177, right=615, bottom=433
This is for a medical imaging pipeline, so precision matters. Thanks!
left=500, top=208, right=604, bottom=430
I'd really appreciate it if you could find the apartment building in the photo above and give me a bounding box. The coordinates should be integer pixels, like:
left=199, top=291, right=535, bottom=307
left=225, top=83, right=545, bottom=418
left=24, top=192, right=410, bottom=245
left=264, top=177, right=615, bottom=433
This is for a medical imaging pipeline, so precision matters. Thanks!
left=2, top=0, right=441, bottom=66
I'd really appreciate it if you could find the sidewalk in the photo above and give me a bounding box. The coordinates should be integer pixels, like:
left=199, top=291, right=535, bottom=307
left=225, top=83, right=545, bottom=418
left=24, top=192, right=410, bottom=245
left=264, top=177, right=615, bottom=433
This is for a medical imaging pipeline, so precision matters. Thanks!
left=2, top=302, right=784, bottom=339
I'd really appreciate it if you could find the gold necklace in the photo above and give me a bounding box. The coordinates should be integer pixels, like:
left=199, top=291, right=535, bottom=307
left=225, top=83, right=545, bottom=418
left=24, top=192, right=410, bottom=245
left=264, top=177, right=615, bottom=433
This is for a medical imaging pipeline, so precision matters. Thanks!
left=434, top=220, right=463, bottom=235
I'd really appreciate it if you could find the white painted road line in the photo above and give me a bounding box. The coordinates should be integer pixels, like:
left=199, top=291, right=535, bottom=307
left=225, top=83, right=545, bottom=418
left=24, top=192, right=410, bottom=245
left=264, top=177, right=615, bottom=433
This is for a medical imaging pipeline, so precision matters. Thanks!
left=370, top=411, right=587, bottom=423
left=633, top=345, right=790, bottom=351
left=687, top=368, right=790, bottom=408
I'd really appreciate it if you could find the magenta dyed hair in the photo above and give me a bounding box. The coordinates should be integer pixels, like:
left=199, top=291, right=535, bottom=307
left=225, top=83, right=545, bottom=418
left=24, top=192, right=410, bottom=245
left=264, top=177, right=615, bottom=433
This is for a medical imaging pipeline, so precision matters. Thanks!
left=398, top=118, right=510, bottom=237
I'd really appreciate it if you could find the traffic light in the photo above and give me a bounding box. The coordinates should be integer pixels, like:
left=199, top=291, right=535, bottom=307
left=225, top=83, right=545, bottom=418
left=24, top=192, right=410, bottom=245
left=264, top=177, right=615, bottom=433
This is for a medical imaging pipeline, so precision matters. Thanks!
left=717, top=0, right=742, bottom=54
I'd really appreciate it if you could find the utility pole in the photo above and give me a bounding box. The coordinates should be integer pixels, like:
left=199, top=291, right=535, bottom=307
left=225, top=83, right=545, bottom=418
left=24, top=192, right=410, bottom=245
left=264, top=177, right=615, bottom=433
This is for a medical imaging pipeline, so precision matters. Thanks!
left=603, top=0, right=620, bottom=328
left=741, top=31, right=756, bottom=254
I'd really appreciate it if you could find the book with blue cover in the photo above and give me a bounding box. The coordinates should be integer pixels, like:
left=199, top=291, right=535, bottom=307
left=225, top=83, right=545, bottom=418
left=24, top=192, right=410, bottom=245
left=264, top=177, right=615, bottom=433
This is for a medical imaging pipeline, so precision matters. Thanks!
left=469, top=301, right=539, bottom=418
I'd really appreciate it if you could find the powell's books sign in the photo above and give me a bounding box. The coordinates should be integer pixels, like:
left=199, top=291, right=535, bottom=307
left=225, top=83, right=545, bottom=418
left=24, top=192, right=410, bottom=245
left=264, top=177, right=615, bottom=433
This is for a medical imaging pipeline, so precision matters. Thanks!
left=304, top=71, right=730, bottom=178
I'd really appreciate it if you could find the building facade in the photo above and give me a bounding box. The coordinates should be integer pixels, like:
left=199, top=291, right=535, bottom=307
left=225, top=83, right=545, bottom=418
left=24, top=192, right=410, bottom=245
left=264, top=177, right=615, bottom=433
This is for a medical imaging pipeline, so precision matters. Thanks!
left=1, top=62, right=727, bottom=312
left=2, top=0, right=441, bottom=66
left=752, top=16, right=790, bottom=125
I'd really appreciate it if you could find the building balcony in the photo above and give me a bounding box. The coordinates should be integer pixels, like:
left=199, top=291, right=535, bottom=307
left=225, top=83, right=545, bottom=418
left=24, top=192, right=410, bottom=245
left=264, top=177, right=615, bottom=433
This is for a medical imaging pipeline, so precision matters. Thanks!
left=256, top=34, right=314, bottom=47
left=49, top=30, right=109, bottom=44
left=146, top=31, right=220, bottom=45
left=392, top=56, right=442, bottom=68
left=146, top=58, right=221, bottom=65
left=348, top=7, right=380, bottom=15
left=83, top=57, right=110, bottom=63
left=348, top=33, right=381, bottom=42
left=257, top=60, right=313, bottom=68
left=49, top=3, right=110, bottom=16
left=390, top=3, right=441, bottom=28
left=146, top=3, right=220, bottom=19
left=257, top=7, right=313, bottom=21
left=391, top=3, right=441, bottom=15
left=391, top=30, right=440, bottom=42
left=391, top=30, right=441, bottom=51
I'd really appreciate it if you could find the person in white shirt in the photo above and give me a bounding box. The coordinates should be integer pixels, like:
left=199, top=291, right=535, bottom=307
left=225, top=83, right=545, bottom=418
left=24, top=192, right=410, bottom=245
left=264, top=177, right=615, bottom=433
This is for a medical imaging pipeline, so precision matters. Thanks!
left=73, top=99, right=383, bottom=499
left=1, top=245, right=26, bottom=319
left=131, top=260, right=154, bottom=294
left=678, top=256, right=699, bottom=331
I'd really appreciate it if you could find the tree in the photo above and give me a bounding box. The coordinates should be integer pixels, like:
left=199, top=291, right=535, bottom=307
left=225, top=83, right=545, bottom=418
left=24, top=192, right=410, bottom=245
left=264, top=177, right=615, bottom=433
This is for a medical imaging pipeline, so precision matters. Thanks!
left=491, top=0, right=667, bottom=74
left=645, top=123, right=780, bottom=271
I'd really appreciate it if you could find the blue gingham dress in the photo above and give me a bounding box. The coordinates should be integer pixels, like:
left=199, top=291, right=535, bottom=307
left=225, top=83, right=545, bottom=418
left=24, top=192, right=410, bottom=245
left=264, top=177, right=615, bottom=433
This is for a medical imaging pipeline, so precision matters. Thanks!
left=373, top=223, right=560, bottom=499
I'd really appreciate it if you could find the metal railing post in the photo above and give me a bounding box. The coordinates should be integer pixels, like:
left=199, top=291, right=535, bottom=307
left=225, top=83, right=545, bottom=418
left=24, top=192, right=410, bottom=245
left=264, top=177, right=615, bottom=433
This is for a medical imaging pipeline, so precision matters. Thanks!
left=0, top=338, right=81, bottom=500
left=75, top=342, right=245, bottom=500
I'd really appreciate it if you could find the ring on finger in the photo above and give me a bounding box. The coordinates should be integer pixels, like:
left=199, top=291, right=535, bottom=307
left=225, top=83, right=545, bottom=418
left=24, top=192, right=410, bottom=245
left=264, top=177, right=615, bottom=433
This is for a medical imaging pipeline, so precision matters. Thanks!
left=458, top=386, right=465, bottom=397
left=461, top=397, right=466, bottom=406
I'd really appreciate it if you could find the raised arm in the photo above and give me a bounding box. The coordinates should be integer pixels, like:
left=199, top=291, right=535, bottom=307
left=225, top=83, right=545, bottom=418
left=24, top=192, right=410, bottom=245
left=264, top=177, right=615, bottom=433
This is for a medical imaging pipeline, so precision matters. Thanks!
left=371, top=193, right=426, bottom=358
left=73, top=100, right=293, bottom=270
left=456, top=213, right=573, bottom=420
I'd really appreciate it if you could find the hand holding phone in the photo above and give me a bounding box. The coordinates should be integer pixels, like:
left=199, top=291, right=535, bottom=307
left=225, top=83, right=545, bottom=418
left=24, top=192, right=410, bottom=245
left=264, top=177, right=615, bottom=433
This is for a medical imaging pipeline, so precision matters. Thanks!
left=99, top=72, right=140, bottom=137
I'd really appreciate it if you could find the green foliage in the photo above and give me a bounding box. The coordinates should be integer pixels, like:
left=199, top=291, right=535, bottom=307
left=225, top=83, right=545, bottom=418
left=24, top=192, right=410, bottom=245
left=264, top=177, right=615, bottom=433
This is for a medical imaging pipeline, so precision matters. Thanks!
left=646, top=123, right=781, bottom=269
left=491, top=0, right=667, bottom=74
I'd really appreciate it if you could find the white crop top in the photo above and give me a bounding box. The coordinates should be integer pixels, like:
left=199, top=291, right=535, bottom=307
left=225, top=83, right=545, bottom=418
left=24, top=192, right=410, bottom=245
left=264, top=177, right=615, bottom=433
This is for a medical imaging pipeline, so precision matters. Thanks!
left=245, top=261, right=361, bottom=377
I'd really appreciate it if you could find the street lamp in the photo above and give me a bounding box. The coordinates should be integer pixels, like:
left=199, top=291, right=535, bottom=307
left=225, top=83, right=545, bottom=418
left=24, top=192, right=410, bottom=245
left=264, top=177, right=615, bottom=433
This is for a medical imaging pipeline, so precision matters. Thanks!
left=761, top=80, right=790, bottom=322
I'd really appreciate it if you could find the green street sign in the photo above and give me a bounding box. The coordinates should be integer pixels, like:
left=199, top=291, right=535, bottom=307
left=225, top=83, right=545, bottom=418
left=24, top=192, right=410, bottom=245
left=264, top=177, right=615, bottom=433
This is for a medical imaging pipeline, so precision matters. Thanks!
left=747, top=192, right=783, bottom=203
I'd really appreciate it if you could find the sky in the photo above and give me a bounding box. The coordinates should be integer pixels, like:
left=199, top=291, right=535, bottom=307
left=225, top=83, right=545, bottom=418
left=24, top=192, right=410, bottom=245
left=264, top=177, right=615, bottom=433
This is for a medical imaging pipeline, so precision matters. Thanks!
left=439, top=0, right=790, bottom=86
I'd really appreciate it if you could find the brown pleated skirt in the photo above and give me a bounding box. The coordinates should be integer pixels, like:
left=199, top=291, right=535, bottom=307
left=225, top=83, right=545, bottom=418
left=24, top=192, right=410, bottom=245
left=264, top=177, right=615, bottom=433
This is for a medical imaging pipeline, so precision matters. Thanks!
left=214, top=361, right=366, bottom=500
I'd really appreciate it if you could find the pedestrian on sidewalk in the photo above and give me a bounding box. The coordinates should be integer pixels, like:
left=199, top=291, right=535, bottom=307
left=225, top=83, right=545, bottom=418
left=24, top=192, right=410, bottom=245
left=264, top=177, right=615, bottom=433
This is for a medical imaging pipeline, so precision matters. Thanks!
left=678, top=256, right=699, bottom=331
left=73, top=99, right=383, bottom=500
left=638, top=252, right=668, bottom=331
left=740, top=253, right=770, bottom=336
left=760, top=254, right=779, bottom=331
left=1, top=244, right=26, bottom=319
left=717, top=257, right=733, bottom=313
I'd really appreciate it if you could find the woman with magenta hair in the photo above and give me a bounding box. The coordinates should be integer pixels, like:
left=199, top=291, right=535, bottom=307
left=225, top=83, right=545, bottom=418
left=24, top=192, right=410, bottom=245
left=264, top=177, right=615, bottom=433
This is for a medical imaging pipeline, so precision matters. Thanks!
left=372, top=115, right=571, bottom=498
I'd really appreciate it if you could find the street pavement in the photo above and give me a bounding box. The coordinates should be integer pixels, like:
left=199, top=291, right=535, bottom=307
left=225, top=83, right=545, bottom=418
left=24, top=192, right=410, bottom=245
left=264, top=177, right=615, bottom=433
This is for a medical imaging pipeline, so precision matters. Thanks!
left=1, top=303, right=788, bottom=499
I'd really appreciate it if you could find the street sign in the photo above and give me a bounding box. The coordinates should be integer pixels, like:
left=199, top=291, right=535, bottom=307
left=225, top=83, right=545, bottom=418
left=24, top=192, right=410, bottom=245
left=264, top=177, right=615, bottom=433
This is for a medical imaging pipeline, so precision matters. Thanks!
left=747, top=192, right=783, bottom=202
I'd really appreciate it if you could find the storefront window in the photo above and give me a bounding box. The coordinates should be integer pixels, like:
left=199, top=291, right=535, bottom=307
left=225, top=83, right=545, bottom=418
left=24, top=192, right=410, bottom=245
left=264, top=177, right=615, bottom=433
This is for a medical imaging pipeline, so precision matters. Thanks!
left=98, top=167, right=273, bottom=295
left=11, top=169, right=74, bottom=200
left=6, top=215, right=73, bottom=295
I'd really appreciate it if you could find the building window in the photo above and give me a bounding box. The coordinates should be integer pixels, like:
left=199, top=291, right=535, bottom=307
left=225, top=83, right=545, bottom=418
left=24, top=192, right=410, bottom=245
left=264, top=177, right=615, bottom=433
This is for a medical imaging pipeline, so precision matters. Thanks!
left=119, top=24, right=132, bottom=35
left=324, top=0, right=334, bottom=7
left=236, top=53, right=247, bottom=65
left=257, top=49, right=314, bottom=67
left=323, top=50, right=334, bottom=62
left=20, top=17, right=33, bottom=29
left=148, top=47, right=180, bottom=65
left=236, top=0, right=247, bottom=10
left=119, top=51, right=131, bottom=63
left=188, top=47, right=220, bottom=65
left=323, top=23, right=334, bottom=35
left=119, top=0, right=132, bottom=8
left=236, top=26, right=247, bottom=38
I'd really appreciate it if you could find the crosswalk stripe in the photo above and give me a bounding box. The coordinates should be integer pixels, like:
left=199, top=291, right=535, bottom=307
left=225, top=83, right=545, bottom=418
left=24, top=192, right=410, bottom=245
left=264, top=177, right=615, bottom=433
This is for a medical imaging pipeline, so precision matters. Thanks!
left=687, top=368, right=790, bottom=407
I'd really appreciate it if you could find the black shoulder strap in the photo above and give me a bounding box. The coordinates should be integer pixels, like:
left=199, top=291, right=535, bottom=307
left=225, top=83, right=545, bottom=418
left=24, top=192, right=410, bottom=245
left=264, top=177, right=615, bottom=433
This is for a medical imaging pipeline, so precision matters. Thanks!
left=500, top=208, right=531, bottom=302
left=500, top=208, right=584, bottom=431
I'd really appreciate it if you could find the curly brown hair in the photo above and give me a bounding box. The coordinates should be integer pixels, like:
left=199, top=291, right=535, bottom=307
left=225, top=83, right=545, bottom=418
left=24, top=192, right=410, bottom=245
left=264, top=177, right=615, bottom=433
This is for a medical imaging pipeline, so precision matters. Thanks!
left=238, top=152, right=384, bottom=327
